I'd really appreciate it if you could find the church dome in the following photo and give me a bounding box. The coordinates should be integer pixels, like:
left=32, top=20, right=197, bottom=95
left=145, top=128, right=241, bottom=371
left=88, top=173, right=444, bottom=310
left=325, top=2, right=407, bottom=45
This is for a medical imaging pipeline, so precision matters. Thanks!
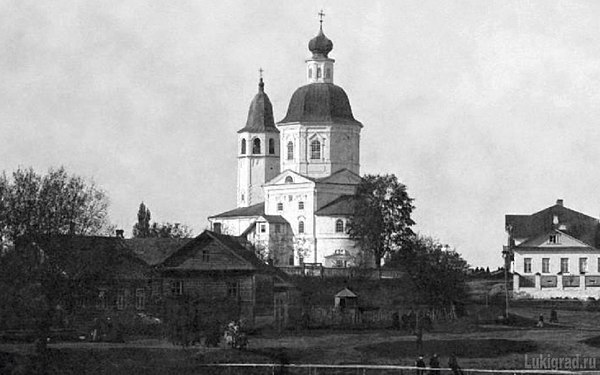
left=238, top=78, right=279, bottom=133
left=279, top=83, right=362, bottom=126
left=308, top=27, right=333, bottom=58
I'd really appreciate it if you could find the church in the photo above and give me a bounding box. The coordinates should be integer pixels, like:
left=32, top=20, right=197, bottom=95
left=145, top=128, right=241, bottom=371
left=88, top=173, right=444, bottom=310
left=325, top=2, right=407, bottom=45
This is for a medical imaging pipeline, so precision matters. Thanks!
left=209, top=20, right=373, bottom=269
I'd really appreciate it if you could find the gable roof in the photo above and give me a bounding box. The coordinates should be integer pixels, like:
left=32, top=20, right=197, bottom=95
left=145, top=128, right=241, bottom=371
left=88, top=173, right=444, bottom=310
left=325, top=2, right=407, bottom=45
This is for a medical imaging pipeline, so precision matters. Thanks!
left=315, top=195, right=357, bottom=216
left=209, top=202, right=265, bottom=219
left=265, top=169, right=317, bottom=186
left=125, top=238, right=192, bottom=266
left=315, top=168, right=362, bottom=185
left=259, top=215, right=289, bottom=224
left=517, top=230, right=595, bottom=249
left=335, top=288, right=357, bottom=298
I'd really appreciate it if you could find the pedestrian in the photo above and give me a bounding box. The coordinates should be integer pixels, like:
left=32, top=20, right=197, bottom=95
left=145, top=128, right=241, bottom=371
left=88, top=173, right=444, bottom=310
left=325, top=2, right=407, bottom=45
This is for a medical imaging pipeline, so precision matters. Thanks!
left=415, top=354, right=426, bottom=375
left=448, top=355, right=464, bottom=375
left=428, top=353, right=440, bottom=375
left=537, top=314, right=544, bottom=328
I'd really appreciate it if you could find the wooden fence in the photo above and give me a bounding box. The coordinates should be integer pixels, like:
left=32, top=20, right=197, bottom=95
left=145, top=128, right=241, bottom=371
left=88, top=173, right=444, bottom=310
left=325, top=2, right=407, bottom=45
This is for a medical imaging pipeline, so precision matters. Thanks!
left=278, top=265, right=405, bottom=279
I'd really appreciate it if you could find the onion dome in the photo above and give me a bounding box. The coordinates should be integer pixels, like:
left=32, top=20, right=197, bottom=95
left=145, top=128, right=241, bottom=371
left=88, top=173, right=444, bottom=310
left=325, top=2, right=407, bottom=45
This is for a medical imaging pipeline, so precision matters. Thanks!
left=238, top=78, right=279, bottom=133
left=279, top=83, right=362, bottom=126
left=308, top=25, right=333, bottom=58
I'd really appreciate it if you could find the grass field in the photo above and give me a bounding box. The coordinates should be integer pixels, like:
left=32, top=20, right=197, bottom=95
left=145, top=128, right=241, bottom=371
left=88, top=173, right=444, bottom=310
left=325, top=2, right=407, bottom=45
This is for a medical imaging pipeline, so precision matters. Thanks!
left=2, top=305, right=600, bottom=374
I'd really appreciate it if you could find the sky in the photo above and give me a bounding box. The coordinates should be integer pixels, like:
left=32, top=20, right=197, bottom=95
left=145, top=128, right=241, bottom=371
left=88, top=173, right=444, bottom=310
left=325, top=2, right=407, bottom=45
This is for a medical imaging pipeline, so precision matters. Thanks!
left=2, top=0, right=600, bottom=268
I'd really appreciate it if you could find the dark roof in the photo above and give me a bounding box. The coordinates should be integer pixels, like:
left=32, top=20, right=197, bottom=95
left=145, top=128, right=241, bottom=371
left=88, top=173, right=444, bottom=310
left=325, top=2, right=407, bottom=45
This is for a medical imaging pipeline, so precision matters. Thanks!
left=237, top=79, right=279, bottom=134
left=125, top=238, right=192, bottom=266
left=260, top=215, right=288, bottom=224
left=506, top=202, right=600, bottom=247
left=279, top=83, right=362, bottom=126
left=20, top=235, right=150, bottom=280
left=308, top=26, right=333, bottom=58
left=315, top=195, right=357, bottom=216
left=209, top=202, right=265, bottom=218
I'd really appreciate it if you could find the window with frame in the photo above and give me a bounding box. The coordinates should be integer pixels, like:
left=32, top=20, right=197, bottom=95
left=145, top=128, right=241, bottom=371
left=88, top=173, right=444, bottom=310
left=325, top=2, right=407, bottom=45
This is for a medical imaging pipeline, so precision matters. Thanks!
left=308, top=68, right=312, bottom=78
left=523, top=258, right=532, bottom=273
left=227, top=281, right=240, bottom=298
left=560, top=258, right=569, bottom=273
left=202, top=250, right=210, bottom=262
left=116, top=289, right=126, bottom=310
left=277, top=202, right=283, bottom=211
left=298, top=220, right=305, bottom=234
left=97, top=289, right=108, bottom=310
left=213, top=222, right=222, bottom=234
left=260, top=223, right=266, bottom=233
left=135, top=288, right=145, bottom=310
left=310, top=140, right=321, bottom=160
left=252, top=138, right=261, bottom=154
left=335, top=259, right=346, bottom=268
left=285, top=176, right=293, bottom=184
left=598, top=257, right=600, bottom=272
left=241, top=139, right=246, bottom=154
left=171, top=280, right=183, bottom=296
left=326, top=68, right=331, bottom=79
left=549, top=234, right=558, bottom=244
left=269, top=138, right=275, bottom=154
left=287, top=142, right=294, bottom=160
left=317, top=67, right=322, bottom=78
left=289, top=255, right=294, bottom=266
left=274, top=224, right=281, bottom=233
left=335, top=219, right=344, bottom=233
left=580, top=257, right=588, bottom=273
left=298, top=201, right=304, bottom=210
left=542, top=258, right=550, bottom=273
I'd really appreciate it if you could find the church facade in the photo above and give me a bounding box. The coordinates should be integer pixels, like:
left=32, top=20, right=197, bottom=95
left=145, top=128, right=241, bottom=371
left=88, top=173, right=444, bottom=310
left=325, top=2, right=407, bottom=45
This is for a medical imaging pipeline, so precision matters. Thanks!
left=209, top=23, right=371, bottom=268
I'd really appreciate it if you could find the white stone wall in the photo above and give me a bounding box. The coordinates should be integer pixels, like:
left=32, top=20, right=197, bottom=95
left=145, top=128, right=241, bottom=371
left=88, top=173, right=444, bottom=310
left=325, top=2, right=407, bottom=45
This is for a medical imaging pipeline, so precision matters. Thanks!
left=237, top=132, right=280, bottom=207
left=208, top=216, right=256, bottom=236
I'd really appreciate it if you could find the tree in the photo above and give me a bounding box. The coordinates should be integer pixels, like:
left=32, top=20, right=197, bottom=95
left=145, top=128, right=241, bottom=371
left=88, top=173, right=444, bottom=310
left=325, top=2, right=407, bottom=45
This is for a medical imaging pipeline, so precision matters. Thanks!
left=133, top=202, right=151, bottom=238
left=149, top=222, right=193, bottom=238
left=388, top=234, right=468, bottom=307
left=0, top=167, right=111, bottom=242
left=346, top=174, right=415, bottom=268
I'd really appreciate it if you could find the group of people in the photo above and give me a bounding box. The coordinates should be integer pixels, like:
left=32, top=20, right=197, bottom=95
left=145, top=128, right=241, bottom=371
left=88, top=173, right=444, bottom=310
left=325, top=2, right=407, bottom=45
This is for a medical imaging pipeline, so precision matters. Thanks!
left=224, top=320, right=248, bottom=349
left=415, top=354, right=464, bottom=375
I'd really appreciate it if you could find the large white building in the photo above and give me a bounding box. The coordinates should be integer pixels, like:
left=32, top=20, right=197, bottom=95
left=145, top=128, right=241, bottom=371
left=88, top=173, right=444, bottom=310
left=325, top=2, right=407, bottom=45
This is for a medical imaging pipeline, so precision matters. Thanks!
left=507, top=199, right=600, bottom=299
left=209, top=22, right=371, bottom=268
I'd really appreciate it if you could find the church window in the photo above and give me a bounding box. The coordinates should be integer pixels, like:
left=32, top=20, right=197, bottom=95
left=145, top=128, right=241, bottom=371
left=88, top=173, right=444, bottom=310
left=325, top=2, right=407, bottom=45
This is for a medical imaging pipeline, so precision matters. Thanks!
left=335, top=219, right=344, bottom=233
left=253, top=138, right=261, bottom=154
left=285, top=176, right=293, bottom=184
left=308, top=68, right=313, bottom=78
left=298, top=220, right=305, bottom=234
left=298, top=201, right=304, bottom=210
left=317, top=67, right=322, bottom=78
left=269, top=138, right=275, bottom=154
left=310, top=140, right=321, bottom=160
left=213, top=222, right=222, bottom=234
left=326, top=68, right=331, bottom=79
left=277, top=202, right=283, bottom=211
left=287, top=142, right=294, bottom=160
left=241, top=139, right=246, bottom=154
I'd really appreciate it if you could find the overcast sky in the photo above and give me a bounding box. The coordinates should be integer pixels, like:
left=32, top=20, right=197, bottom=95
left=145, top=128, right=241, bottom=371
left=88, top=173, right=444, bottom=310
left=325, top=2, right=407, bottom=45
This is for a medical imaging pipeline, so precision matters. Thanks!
left=2, top=0, right=600, bottom=267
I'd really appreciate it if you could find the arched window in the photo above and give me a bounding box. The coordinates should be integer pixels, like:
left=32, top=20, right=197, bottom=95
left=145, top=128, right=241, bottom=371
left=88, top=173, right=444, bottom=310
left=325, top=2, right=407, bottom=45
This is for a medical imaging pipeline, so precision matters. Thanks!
left=252, top=138, right=261, bottom=154
left=268, top=138, right=275, bottom=154
left=241, top=139, right=246, bottom=154
left=317, top=67, right=322, bottom=78
left=285, top=176, right=293, bottom=184
left=326, top=68, right=331, bottom=79
left=287, top=141, right=294, bottom=160
left=335, top=219, right=344, bottom=233
left=298, top=220, right=305, bottom=234
left=310, top=140, right=321, bottom=160
left=308, top=68, right=313, bottom=78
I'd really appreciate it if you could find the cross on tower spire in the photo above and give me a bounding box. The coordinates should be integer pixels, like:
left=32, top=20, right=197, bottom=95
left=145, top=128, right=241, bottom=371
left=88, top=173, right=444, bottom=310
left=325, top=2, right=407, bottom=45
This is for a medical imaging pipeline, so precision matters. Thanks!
left=258, top=67, right=264, bottom=91
left=318, top=9, right=325, bottom=29
left=258, top=67, right=264, bottom=79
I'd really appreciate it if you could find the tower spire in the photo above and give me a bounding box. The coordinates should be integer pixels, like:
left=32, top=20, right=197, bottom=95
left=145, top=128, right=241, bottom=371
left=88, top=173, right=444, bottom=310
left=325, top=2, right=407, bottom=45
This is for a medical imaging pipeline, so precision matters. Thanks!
left=318, top=9, right=325, bottom=30
left=258, top=67, right=264, bottom=92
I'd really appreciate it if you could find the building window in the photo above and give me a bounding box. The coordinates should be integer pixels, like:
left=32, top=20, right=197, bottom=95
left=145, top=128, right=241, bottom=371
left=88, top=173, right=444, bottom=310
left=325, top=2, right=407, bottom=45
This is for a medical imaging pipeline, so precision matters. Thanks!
left=241, top=139, right=246, bottom=154
left=580, top=257, right=588, bottom=273
left=202, top=250, right=210, bottom=262
left=289, top=255, right=294, bottom=266
left=227, top=281, right=240, bottom=298
left=287, top=141, right=294, bottom=160
left=298, top=201, right=304, bottom=210
left=285, top=176, right=294, bottom=184
left=277, top=202, right=283, bottom=211
left=213, top=222, right=221, bottom=234
left=317, top=67, right=322, bottom=78
left=252, top=138, right=261, bottom=154
left=561, top=258, right=569, bottom=273
left=549, top=234, right=558, bottom=244
left=116, top=289, right=126, bottom=310
left=135, top=288, right=145, bottom=310
left=335, top=219, right=344, bottom=233
left=524, top=258, right=532, bottom=274
left=298, top=220, right=305, bottom=234
left=326, top=68, right=331, bottom=78
left=171, top=280, right=183, bottom=296
left=97, top=289, right=107, bottom=310
left=542, top=258, right=550, bottom=273
left=310, top=140, right=321, bottom=160
left=275, top=224, right=281, bottom=233
left=308, top=68, right=312, bottom=78
left=335, top=259, right=346, bottom=268
left=598, top=258, right=600, bottom=273
left=269, top=138, right=275, bottom=154
left=260, top=223, right=266, bottom=233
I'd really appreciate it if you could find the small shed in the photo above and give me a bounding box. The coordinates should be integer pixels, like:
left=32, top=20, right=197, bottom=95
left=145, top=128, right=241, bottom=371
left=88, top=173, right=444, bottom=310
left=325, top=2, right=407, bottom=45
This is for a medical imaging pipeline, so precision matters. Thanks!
left=334, top=288, right=358, bottom=310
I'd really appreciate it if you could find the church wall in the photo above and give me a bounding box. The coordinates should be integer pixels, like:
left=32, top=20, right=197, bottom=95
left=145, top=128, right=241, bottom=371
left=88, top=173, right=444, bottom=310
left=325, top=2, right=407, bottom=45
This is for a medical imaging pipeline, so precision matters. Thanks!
left=209, top=216, right=257, bottom=237
left=314, top=183, right=357, bottom=211
left=237, top=132, right=280, bottom=207
left=315, top=215, right=364, bottom=266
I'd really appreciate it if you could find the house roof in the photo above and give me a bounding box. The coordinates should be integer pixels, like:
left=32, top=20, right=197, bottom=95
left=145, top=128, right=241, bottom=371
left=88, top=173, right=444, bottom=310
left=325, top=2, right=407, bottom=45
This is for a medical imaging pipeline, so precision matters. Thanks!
left=259, top=215, right=289, bottom=224
left=209, top=202, right=265, bottom=219
left=237, top=78, right=279, bottom=134
left=335, top=287, right=357, bottom=298
left=125, top=238, right=192, bottom=266
left=315, top=195, right=357, bottom=216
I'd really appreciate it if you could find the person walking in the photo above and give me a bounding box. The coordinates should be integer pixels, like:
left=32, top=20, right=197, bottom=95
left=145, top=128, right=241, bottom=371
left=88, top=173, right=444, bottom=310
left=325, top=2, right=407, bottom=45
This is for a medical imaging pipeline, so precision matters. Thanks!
left=428, top=353, right=440, bottom=375
left=448, top=355, right=464, bottom=375
left=415, top=354, right=426, bottom=375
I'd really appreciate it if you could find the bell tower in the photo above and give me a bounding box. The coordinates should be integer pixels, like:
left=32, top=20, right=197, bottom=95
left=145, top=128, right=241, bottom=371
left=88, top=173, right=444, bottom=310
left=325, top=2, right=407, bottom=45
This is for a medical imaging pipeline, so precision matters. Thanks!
left=237, top=74, right=280, bottom=207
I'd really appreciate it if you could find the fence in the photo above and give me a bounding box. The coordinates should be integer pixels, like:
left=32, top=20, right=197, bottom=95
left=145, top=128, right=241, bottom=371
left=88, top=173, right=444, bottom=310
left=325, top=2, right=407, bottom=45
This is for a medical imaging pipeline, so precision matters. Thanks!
left=197, top=363, right=600, bottom=375
left=278, top=265, right=405, bottom=280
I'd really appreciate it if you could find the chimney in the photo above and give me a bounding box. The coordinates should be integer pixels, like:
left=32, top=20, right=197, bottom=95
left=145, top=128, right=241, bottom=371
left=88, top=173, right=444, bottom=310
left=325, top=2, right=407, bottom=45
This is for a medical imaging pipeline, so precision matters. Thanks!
left=556, top=199, right=563, bottom=206
left=115, top=229, right=124, bottom=238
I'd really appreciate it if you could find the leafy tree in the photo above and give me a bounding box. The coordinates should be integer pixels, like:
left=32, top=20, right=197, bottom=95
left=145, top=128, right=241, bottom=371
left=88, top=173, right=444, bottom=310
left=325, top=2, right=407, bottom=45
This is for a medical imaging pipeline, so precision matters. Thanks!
left=347, top=174, right=415, bottom=268
left=149, top=222, right=193, bottom=238
left=0, top=167, right=111, bottom=242
left=388, top=234, right=468, bottom=307
left=132, top=202, right=151, bottom=238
